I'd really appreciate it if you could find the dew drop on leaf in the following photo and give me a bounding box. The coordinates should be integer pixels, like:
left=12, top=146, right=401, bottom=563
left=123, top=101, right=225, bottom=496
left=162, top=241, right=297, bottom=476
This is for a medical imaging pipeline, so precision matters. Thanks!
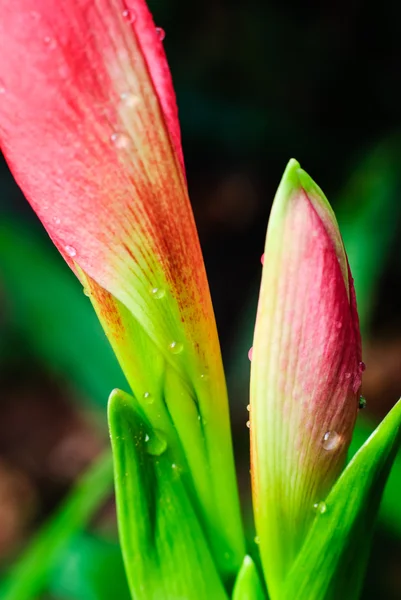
left=145, top=430, right=167, bottom=456
left=143, top=391, right=153, bottom=404
left=169, top=341, right=183, bottom=354
left=151, top=287, right=165, bottom=299
left=313, top=501, right=327, bottom=514
left=322, top=431, right=342, bottom=451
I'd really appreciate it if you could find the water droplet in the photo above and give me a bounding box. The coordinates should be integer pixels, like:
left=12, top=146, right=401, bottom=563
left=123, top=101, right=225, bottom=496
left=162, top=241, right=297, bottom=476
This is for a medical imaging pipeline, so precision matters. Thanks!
left=121, top=91, right=139, bottom=107
left=143, top=391, right=154, bottom=404
left=83, top=288, right=90, bottom=297
left=155, top=26, right=165, bottom=41
left=335, top=321, right=342, bottom=329
left=246, top=404, right=250, bottom=412
left=110, top=131, right=130, bottom=149
left=254, top=536, right=260, bottom=545
left=345, top=372, right=351, bottom=379
left=260, top=253, right=265, bottom=265
left=65, top=245, right=76, bottom=258
left=171, top=463, right=177, bottom=470
left=145, top=430, right=167, bottom=456
left=359, top=361, right=366, bottom=372
left=200, top=372, right=209, bottom=382
left=359, top=395, right=367, bottom=409
left=248, top=347, right=253, bottom=361
left=122, top=8, right=136, bottom=23
left=313, top=501, right=327, bottom=514
left=169, top=341, right=183, bottom=354
left=151, top=287, right=165, bottom=299
left=43, top=36, right=56, bottom=50
left=52, top=216, right=61, bottom=225
left=322, top=431, right=342, bottom=451
left=246, top=420, right=251, bottom=429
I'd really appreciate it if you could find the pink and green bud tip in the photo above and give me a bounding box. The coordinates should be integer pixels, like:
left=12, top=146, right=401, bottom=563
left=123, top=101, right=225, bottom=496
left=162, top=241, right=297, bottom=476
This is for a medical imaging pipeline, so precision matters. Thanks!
left=250, top=159, right=363, bottom=597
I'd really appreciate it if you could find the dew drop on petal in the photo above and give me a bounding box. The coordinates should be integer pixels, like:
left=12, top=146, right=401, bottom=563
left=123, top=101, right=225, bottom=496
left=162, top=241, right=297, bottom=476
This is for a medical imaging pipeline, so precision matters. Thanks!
left=246, top=404, right=250, bottom=412
left=260, top=253, right=265, bottom=265
left=254, top=536, right=260, bottom=545
left=359, top=395, right=367, bottom=409
left=246, top=420, right=251, bottom=429
left=345, top=372, right=351, bottom=379
left=121, top=91, right=139, bottom=107
left=151, top=287, right=165, bottom=299
left=359, top=361, right=366, bottom=372
left=322, top=431, right=342, bottom=451
left=43, top=36, right=57, bottom=50
left=200, top=372, right=209, bottom=382
left=110, top=132, right=131, bottom=149
left=155, top=26, right=165, bottom=41
left=145, top=430, right=167, bottom=456
left=65, top=245, right=76, bottom=258
left=122, top=8, right=136, bottom=23
left=313, top=501, right=327, bottom=514
left=248, top=347, right=253, bottom=361
left=52, top=217, right=61, bottom=225
left=335, top=321, right=343, bottom=329
left=83, top=288, right=90, bottom=297
left=169, top=341, right=183, bottom=354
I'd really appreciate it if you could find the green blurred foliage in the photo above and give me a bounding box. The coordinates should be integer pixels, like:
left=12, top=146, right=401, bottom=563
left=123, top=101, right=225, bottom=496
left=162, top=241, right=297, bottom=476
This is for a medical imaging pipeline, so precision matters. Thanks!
left=0, top=219, right=127, bottom=408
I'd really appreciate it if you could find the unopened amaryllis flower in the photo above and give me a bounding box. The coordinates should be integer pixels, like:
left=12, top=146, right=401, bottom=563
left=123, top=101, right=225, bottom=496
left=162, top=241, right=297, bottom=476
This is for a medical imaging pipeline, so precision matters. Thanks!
left=0, top=0, right=245, bottom=579
left=250, top=159, right=363, bottom=597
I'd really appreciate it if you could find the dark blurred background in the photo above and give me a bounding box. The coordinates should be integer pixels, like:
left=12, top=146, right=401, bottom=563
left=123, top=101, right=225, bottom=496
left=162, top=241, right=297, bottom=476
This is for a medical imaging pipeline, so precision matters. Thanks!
left=1, top=1, right=401, bottom=598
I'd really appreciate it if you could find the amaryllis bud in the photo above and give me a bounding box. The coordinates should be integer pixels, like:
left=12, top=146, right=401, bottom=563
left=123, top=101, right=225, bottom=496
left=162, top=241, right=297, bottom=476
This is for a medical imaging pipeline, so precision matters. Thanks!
left=250, top=159, right=362, bottom=597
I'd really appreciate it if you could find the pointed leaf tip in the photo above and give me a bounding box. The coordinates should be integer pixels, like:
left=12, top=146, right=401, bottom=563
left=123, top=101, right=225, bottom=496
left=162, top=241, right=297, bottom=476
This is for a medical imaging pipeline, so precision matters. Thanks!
left=108, top=389, right=229, bottom=600
left=232, top=555, right=267, bottom=600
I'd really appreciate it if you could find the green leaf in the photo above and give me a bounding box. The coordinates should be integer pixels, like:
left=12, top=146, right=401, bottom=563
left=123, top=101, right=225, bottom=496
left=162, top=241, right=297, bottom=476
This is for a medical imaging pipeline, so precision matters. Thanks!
left=0, top=452, right=114, bottom=600
left=349, top=415, right=401, bottom=538
left=282, top=399, right=401, bottom=600
left=108, top=389, right=229, bottom=600
left=232, top=556, right=267, bottom=600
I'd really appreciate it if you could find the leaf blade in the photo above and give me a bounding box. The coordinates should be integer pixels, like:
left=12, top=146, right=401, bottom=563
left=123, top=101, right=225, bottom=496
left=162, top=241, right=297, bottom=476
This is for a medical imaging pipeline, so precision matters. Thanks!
left=0, top=451, right=114, bottom=600
left=282, top=399, right=401, bottom=600
left=108, top=389, right=229, bottom=600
